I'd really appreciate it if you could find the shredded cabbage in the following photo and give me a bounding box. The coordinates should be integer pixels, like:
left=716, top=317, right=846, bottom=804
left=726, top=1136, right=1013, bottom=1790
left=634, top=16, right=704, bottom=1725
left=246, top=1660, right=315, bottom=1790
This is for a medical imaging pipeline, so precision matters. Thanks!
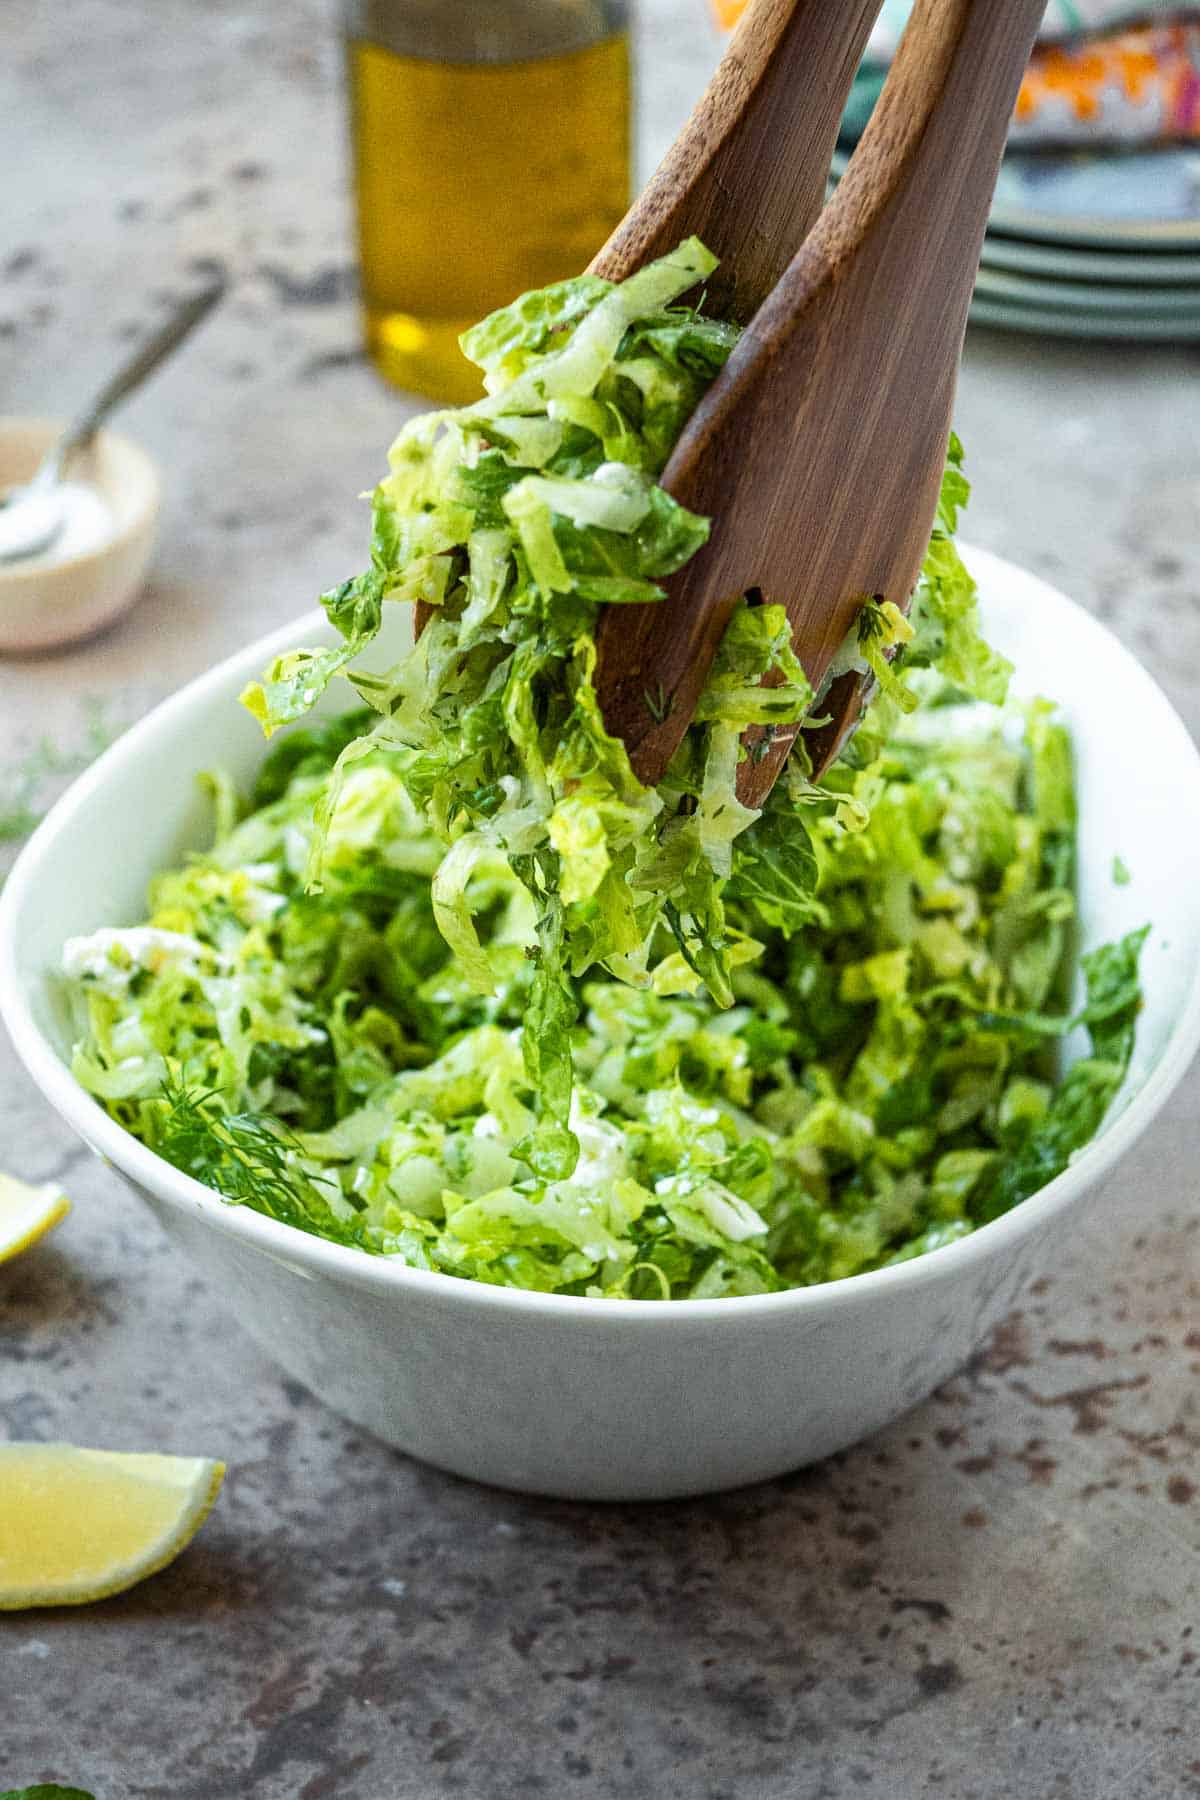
left=64, top=687, right=1145, bottom=1295
left=63, top=244, right=1146, bottom=1296
left=241, top=239, right=824, bottom=1178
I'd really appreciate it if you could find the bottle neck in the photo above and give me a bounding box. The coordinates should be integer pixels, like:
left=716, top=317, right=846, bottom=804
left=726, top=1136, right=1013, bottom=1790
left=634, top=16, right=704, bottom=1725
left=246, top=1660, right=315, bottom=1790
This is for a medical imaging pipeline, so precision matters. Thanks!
left=343, top=0, right=628, bottom=64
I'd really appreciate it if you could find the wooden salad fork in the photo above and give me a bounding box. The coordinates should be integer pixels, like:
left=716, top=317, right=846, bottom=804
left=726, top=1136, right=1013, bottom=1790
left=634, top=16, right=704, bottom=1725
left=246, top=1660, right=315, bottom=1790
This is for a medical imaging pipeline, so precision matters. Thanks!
left=590, top=0, right=1046, bottom=806
left=591, top=0, right=885, bottom=324
left=413, top=0, right=880, bottom=634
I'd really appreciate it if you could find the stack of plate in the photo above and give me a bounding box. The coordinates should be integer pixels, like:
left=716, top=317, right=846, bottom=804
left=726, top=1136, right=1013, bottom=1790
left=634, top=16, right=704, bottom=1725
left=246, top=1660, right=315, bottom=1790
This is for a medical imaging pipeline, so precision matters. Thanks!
left=834, top=146, right=1200, bottom=340
left=978, top=147, right=1200, bottom=339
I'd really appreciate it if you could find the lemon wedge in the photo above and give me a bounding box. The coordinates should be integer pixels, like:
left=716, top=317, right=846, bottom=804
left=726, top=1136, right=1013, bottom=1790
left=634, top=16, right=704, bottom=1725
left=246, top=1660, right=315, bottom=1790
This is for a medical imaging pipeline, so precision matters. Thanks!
left=0, top=1172, right=70, bottom=1265
left=0, top=1445, right=225, bottom=1609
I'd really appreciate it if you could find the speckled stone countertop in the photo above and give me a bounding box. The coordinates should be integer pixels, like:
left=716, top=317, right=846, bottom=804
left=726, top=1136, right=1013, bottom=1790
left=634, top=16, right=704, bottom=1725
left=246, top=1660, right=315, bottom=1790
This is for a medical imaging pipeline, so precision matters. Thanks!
left=3, top=4, right=1200, bottom=1796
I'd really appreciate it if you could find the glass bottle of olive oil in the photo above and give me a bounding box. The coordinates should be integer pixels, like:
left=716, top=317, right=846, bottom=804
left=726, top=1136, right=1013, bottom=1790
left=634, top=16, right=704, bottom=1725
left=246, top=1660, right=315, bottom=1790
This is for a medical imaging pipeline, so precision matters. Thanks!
left=344, top=0, right=631, bottom=404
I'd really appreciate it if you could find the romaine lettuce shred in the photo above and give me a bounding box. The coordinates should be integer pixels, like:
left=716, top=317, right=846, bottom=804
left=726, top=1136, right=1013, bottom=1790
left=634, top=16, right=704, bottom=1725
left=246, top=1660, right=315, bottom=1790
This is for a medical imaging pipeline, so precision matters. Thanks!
left=63, top=243, right=1146, bottom=1297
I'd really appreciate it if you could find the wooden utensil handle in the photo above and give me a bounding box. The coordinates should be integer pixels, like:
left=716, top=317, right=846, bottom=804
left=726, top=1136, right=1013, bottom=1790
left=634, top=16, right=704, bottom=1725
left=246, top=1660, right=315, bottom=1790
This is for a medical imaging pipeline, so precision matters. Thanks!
left=732, top=0, right=1047, bottom=802
left=793, top=0, right=1048, bottom=314
left=595, top=0, right=1045, bottom=802
left=415, top=0, right=882, bottom=641
left=591, top=0, right=885, bottom=321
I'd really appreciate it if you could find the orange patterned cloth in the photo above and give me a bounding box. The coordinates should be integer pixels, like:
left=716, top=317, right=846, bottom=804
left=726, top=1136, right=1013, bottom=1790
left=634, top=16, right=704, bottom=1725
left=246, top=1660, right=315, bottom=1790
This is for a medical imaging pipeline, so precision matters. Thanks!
left=709, top=4, right=1200, bottom=146
left=1013, top=24, right=1200, bottom=143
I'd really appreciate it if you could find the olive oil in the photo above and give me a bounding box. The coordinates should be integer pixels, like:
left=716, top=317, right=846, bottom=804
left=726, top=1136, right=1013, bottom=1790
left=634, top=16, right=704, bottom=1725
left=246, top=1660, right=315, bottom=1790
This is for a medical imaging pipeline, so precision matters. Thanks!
left=347, top=9, right=630, bottom=404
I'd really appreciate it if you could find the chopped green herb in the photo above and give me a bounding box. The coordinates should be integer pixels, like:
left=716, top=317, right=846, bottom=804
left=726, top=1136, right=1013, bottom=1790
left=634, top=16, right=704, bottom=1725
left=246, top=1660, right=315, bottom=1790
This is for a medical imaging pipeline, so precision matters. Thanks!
left=1, top=702, right=120, bottom=861
left=643, top=682, right=674, bottom=724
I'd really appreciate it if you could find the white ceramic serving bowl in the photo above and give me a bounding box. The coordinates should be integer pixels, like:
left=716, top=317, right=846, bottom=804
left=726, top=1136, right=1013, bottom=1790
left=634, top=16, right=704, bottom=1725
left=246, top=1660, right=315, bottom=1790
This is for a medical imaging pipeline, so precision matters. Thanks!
left=0, top=418, right=160, bottom=653
left=2, top=547, right=1198, bottom=1499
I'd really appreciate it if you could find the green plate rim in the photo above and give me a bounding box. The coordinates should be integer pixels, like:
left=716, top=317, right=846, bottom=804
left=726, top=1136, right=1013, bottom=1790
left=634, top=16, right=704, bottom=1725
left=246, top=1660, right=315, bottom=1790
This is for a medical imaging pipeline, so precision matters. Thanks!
left=974, top=264, right=1200, bottom=314
left=831, top=147, right=1200, bottom=251
left=968, top=294, right=1200, bottom=339
left=987, top=198, right=1200, bottom=250
left=980, top=233, right=1200, bottom=283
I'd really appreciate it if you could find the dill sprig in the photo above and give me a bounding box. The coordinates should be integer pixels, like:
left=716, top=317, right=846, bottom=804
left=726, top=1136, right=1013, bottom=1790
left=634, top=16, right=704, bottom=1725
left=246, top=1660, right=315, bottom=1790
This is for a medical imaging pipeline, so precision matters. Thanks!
left=1, top=701, right=121, bottom=851
left=643, top=681, right=675, bottom=725
left=153, top=1076, right=371, bottom=1250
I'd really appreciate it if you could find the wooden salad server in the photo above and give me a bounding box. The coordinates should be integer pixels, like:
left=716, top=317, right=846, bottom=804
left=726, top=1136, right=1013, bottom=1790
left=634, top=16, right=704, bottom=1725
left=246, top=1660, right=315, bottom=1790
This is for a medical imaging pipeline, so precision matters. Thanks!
left=590, top=0, right=886, bottom=323
left=591, top=0, right=1046, bottom=805
left=414, top=0, right=883, bottom=632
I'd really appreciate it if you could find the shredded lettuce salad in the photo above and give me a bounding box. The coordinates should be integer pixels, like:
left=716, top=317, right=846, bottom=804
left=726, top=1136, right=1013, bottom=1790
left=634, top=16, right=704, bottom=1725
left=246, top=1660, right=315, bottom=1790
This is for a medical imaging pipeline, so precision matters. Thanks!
left=62, top=241, right=1146, bottom=1297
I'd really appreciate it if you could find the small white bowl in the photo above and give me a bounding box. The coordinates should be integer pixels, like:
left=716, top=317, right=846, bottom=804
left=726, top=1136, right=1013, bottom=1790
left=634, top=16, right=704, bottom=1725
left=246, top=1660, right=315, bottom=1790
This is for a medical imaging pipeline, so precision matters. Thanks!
left=1, top=547, right=1198, bottom=1499
left=0, top=417, right=160, bottom=654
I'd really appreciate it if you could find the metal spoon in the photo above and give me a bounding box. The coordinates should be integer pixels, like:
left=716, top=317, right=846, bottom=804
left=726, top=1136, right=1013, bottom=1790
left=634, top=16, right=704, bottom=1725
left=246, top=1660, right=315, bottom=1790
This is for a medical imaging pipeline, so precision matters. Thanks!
left=0, top=278, right=225, bottom=564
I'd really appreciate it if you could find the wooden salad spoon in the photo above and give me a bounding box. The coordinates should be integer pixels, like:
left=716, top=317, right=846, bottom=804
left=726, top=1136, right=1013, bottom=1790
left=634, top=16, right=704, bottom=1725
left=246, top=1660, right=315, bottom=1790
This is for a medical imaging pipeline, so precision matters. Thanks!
left=413, top=0, right=881, bottom=628
left=590, top=0, right=886, bottom=324
left=591, top=0, right=1046, bottom=806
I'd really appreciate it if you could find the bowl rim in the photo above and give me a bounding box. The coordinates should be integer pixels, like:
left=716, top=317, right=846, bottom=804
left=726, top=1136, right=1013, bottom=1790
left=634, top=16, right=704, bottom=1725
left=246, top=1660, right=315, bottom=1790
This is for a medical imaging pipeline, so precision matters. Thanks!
left=3, top=546, right=1199, bottom=1323
left=0, top=415, right=161, bottom=587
